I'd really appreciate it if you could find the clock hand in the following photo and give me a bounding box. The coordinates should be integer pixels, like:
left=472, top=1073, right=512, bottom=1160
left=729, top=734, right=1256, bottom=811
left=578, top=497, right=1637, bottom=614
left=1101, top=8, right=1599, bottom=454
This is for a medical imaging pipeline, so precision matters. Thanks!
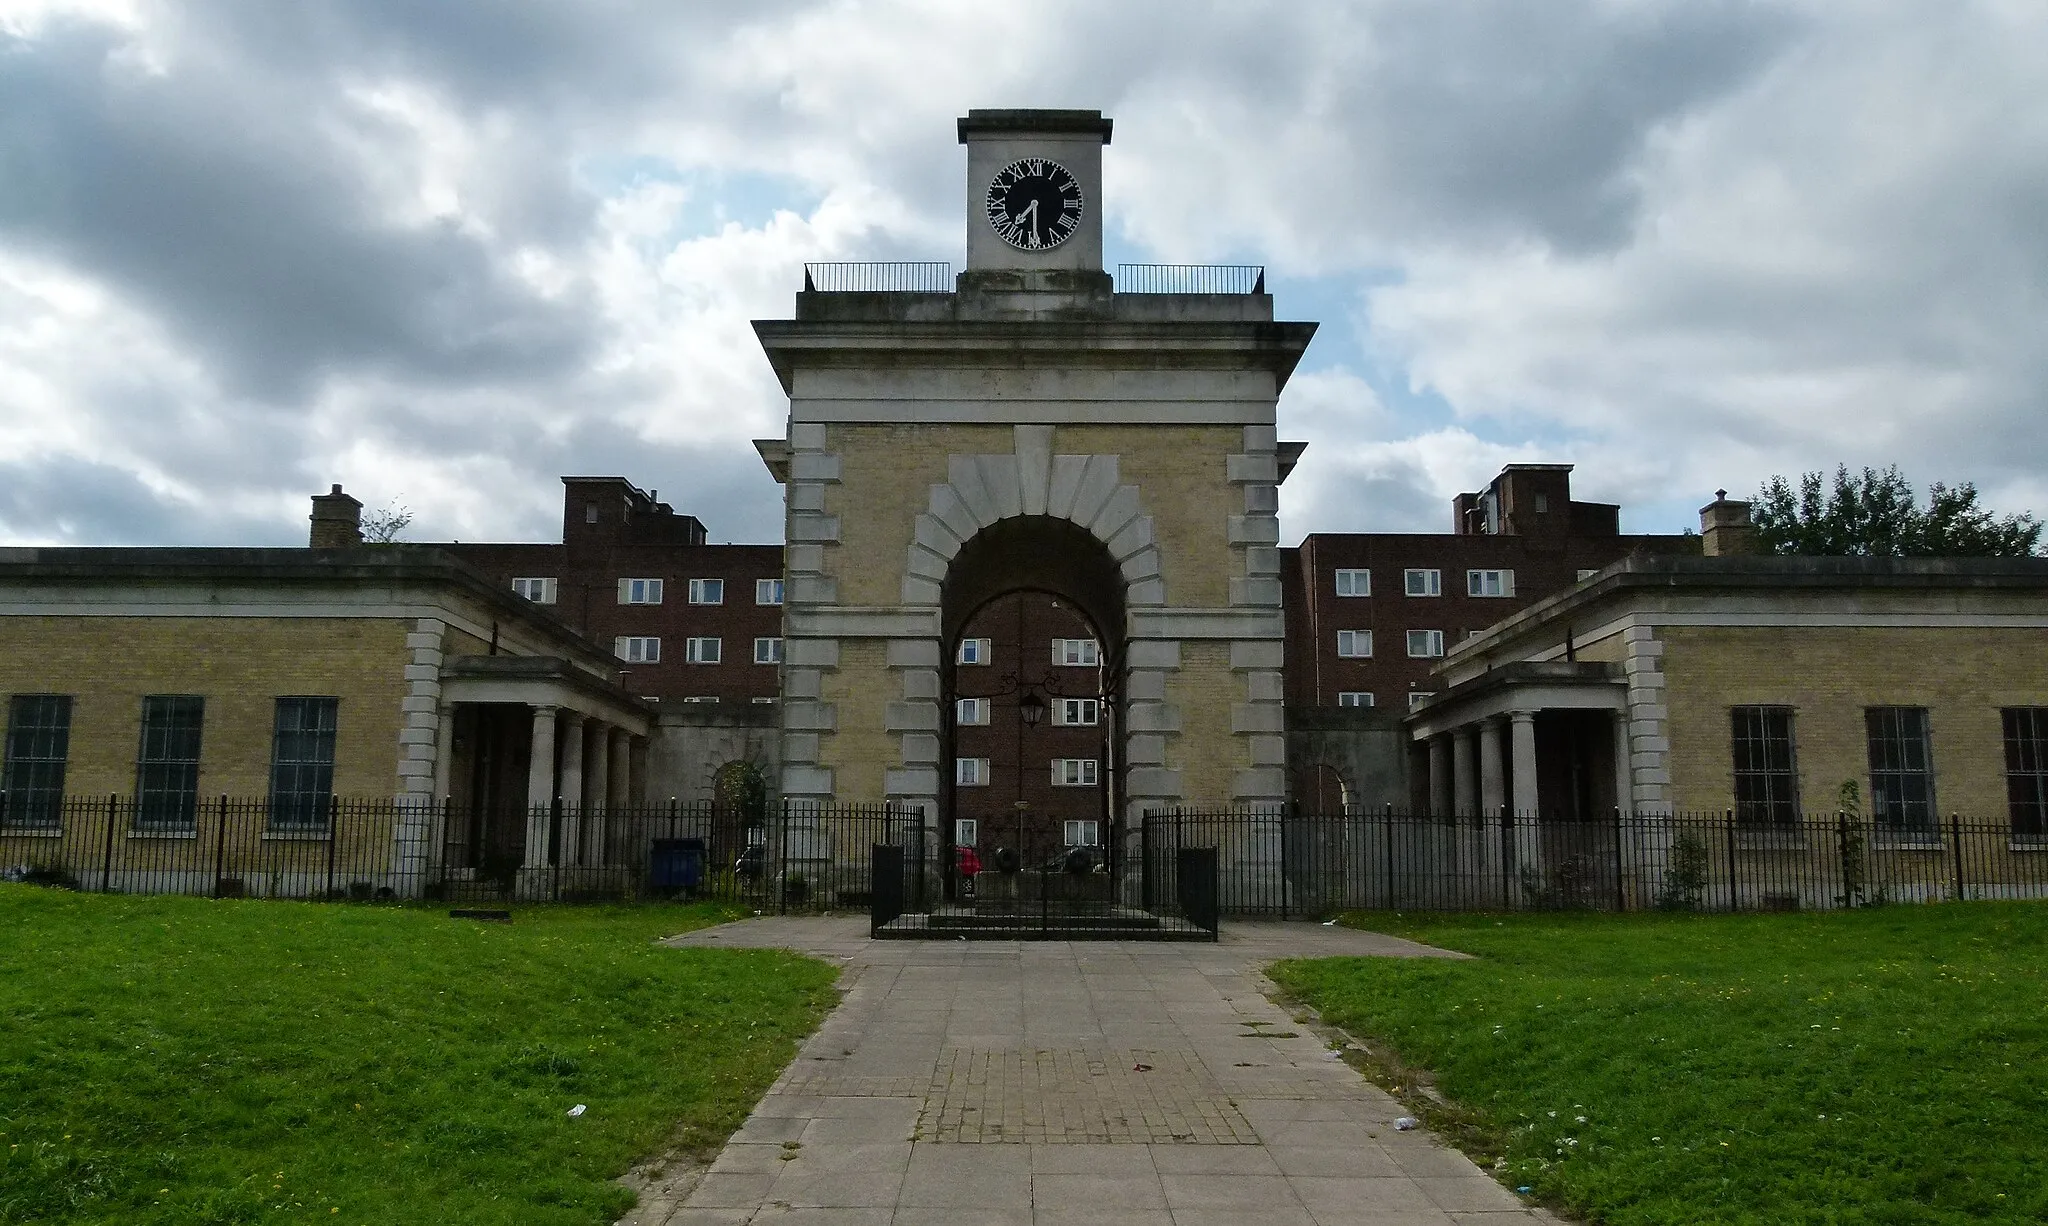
left=1016, top=199, right=1039, bottom=232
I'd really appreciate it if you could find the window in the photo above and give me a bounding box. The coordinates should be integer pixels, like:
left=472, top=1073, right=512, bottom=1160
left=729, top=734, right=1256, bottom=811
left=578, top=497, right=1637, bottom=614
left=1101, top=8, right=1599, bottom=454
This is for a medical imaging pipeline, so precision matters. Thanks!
left=584, top=503, right=598, bottom=524
left=1465, top=629, right=1487, bottom=641
left=512, top=577, right=557, bottom=604
left=1467, top=569, right=1515, bottom=597
left=135, top=696, right=203, bottom=831
left=1056, top=698, right=1100, bottom=726
left=1337, top=691, right=1374, bottom=708
left=1730, top=706, right=1799, bottom=828
left=751, top=696, right=778, bottom=705
left=269, top=697, right=338, bottom=830
left=1336, top=629, right=1373, bottom=659
left=753, top=637, right=783, bottom=664
left=1866, top=707, right=1936, bottom=835
left=955, top=817, right=979, bottom=847
left=685, top=637, right=722, bottom=664
left=956, top=697, right=990, bottom=726
left=615, top=636, right=661, bottom=663
left=682, top=696, right=718, bottom=704
left=688, top=578, right=724, bottom=605
left=2003, top=708, right=2048, bottom=841
left=1408, top=691, right=1436, bottom=710
left=756, top=578, right=784, bottom=606
left=1407, top=630, right=1445, bottom=658
left=957, top=638, right=991, bottom=665
left=1064, top=819, right=1100, bottom=846
left=1052, top=758, right=1099, bottom=787
left=1576, top=568, right=1601, bottom=582
left=1404, top=568, right=1442, bottom=597
left=956, top=757, right=989, bottom=786
left=1054, top=638, right=1099, bottom=667
left=2, top=695, right=71, bottom=828
left=619, top=577, right=664, bottom=605
left=1334, top=569, right=1371, bottom=597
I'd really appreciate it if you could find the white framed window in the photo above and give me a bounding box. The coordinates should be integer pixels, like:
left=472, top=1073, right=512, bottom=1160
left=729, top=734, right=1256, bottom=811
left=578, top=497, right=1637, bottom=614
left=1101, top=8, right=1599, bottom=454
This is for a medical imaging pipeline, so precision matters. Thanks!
left=615, top=636, right=661, bottom=664
left=1336, top=629, right=1373, bottom=659
left=1338, top=691, right=1374, bottom=708
left=1404, top=568, right=1442, bottom=597
left=958, top=637, right=991, bottom=665
left=681, top=696, right=718, bottom=705
left=1334, top=568, right=1371, bottom=597
left=1054, top=638, right=1099, bottom=667
left=956, top=757, right=989, bottom=786
left=751, top=696, right=777, bottom=705
left=753, top=637, right=783, bottom=664
left=1407, top=629, right=1445, bottom=658
left=1466, top=629, right=1487, bottom=641
left=755, top=577, right=784, bottom=605
left=1467, top=569, right=1514, bottom=597
left=1055, top=697, right=1100, bottom=727
left=1052, top=758, right=1099, bottom=787
left=955, top=818, right=979, bottom=846
left=511, top=577, right=557, bottom=604
left=619, top=577, right=663, bottom=605
left=688, top=578, right=724, bottom=605
left=685, top=636, right=722, bottom=664
left=1064, top=819, right=1100, bottom=846
left=584, top=503, right=599, bottom=525
left=1576, top=568, right=1600, bottom=582
left=1408, top=691, right=1437, bottom=710
left=956, top=697, right=990, bottom=726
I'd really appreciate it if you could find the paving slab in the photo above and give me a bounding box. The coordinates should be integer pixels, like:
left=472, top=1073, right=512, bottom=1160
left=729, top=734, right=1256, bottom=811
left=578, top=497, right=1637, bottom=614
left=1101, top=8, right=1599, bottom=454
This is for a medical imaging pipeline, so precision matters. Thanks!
left=636, top=917, right=1563, bottom=1225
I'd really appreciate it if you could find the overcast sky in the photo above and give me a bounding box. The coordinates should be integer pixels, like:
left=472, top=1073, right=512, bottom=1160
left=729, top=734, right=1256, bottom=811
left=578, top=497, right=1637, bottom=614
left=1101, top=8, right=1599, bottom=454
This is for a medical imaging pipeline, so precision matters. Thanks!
left=3, top=1, right=2043, bottom=548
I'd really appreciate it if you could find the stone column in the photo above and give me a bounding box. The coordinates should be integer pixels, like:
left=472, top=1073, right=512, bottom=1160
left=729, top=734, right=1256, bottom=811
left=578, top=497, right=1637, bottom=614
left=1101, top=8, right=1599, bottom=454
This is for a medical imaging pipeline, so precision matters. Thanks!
left=1452, top=727, right=1478, bottom=818
left=584, top=723, right=611, bottom=870
left=427, top=703, right=458, bottom=873
left=523, top=705, right=559, bottom=868
left=1479, top=718, right=1506, bottom=815
left=1427, top=736, right=1452, bottom=816
left=1509, top=710, right=1541, bottom=899
left=600, top=729, right=630, bottom=870
left=557, top=712, right=586, bottom=868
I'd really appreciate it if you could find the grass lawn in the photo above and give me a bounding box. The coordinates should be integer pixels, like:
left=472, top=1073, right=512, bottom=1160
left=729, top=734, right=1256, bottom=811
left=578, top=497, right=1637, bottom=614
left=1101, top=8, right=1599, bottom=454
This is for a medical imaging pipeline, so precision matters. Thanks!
left=0, top=886, right=837, bottom=1225
left=1270, top=902, right=2047, bottom=1226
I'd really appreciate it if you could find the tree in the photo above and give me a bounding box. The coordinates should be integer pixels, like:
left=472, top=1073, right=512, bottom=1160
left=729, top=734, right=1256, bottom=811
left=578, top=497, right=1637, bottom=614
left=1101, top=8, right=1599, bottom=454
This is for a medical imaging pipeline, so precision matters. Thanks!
left=1751, top=465, right=2042, bottom=557
left=360, top=501, right=414, bottom=545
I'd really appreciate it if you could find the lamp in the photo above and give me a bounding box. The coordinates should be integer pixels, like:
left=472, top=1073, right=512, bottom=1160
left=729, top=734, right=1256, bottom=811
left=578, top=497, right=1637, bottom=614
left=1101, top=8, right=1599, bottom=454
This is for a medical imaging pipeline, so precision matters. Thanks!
left=1018, top=688, right=1046, bottom=729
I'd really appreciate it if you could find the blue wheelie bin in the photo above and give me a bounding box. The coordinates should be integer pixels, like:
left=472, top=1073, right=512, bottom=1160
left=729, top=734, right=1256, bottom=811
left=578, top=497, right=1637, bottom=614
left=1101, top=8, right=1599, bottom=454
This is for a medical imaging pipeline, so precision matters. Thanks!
left=651, top=838, right=707, bottom=893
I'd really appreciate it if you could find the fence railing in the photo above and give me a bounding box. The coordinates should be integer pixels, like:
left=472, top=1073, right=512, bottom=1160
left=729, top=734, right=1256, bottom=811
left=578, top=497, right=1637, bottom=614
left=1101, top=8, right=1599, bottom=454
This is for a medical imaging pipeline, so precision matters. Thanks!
left=0, top=795, right=919, bottom=907
left=802, top=261, right=954, bottom=292
left=1143, top=808, right=2048, bottom=916
left=1115, top=263, right=1265, bottom=294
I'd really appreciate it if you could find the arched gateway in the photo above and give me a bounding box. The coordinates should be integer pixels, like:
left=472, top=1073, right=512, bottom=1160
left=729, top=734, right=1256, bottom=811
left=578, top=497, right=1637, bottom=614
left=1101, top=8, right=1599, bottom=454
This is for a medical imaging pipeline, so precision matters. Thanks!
left=752, top=109, right=1314, bottom=916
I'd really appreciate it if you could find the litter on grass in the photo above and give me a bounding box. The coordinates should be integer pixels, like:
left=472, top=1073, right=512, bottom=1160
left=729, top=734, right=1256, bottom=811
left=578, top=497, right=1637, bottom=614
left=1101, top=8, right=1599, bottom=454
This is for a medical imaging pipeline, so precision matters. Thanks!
left=567, top=1104, right=587, bottom=1118
left=1394, top=1116, right=1419, bottom=1131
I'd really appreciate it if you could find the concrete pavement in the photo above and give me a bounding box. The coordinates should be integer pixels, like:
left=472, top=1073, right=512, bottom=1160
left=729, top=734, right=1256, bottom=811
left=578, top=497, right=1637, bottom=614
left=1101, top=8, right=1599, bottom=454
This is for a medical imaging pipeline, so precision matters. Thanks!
left=632, top=917, right=1558, bottom=1225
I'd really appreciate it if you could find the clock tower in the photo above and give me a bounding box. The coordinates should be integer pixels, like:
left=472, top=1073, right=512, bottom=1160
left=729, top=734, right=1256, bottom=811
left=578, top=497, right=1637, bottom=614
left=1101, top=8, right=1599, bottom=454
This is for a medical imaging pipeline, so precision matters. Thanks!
left=755, top=109, right=1314, bottom=906
left=959, top=109, right=1112, bottom=284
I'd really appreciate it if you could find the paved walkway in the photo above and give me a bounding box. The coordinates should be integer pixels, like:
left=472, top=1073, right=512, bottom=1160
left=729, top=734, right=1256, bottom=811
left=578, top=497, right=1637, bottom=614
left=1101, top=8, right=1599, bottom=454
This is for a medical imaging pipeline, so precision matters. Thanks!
left=639, top=918, right=1558, bottom=1225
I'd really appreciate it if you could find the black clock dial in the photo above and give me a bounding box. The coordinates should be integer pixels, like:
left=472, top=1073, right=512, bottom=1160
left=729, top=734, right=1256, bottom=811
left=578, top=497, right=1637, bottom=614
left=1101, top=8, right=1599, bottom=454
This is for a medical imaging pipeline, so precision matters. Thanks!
left=984, top=158, right=1084, bottom=251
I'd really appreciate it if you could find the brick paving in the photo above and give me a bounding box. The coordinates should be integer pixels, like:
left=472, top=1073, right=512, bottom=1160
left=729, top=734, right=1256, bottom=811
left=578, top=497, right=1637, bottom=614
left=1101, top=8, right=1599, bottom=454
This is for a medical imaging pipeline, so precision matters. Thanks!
left=633, top=917, right=1564, bottom=1225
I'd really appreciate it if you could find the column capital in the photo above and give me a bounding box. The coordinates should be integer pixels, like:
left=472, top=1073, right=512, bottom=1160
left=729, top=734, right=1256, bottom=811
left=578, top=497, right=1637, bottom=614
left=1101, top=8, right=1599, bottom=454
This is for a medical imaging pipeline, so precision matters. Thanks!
left=532, top=703, right=561, bottom=718
left=1509, top=709, right=1537, bottom=726
left=559, top=708, right=586, bottom=725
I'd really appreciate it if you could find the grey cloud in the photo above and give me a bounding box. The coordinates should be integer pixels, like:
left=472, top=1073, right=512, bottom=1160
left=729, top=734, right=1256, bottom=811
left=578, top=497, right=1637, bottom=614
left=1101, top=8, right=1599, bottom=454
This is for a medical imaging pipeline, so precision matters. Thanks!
left=0, top=21, right=600, bottom=401
left=0, top=454, right=292, bottom=546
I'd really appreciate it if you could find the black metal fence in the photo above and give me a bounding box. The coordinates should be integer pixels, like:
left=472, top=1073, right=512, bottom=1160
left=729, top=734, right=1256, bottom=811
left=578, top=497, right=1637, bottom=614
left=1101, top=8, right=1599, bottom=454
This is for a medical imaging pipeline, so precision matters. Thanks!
left=0, top=795, right=917, bottom=906
left=1115, top=263, right=1265, bottom=294
left=802, top=261, right=953, bottom=292
left=1144, top=808, right=2048, bottom=915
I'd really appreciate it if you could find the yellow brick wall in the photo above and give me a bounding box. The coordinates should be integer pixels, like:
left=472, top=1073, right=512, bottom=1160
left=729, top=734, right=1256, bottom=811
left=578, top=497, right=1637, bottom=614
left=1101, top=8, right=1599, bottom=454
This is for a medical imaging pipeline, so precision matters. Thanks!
left=823, top=422, right=1242, bottom=609
left=817, top=640, right=894, bottom=800
left=1660, top=625, right=2048, bottom=819
left=0, top=617, right=411, bottom=799
left=1166, top=642, right=1245, bottom=806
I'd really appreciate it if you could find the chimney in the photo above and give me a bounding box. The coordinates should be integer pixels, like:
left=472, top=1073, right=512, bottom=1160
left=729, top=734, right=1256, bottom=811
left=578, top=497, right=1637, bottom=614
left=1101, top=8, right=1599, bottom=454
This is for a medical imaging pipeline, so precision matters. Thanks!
left=1700, top=489, right=1756, bottom=557
left=310, top=484, right=363, bottom=548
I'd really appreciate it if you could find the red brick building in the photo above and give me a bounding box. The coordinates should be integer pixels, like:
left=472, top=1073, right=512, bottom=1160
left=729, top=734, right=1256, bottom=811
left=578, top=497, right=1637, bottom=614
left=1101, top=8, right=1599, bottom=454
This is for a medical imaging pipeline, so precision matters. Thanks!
left=439, top=478, right=785, bottom=706
left=1283, top=464, right=1698, bottom=715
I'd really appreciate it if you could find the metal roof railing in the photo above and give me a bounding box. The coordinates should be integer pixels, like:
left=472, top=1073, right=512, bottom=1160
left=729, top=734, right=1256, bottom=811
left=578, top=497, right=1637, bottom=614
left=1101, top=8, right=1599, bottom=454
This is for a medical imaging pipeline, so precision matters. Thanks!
left=802, top=261, right=954, bottom=292
left=1115, top=264, right=1265, bottom=294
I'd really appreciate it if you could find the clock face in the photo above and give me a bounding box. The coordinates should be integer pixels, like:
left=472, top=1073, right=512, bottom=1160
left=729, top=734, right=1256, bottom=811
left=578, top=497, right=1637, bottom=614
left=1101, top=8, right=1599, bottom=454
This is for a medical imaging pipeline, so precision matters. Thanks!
left=984, top=158, right=1084, bottom=251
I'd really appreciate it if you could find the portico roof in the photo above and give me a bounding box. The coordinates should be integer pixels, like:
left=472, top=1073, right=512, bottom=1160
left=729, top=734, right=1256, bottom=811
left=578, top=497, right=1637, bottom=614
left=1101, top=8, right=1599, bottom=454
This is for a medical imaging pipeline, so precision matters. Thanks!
left=1406, top=660, right=1624, bottom=740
